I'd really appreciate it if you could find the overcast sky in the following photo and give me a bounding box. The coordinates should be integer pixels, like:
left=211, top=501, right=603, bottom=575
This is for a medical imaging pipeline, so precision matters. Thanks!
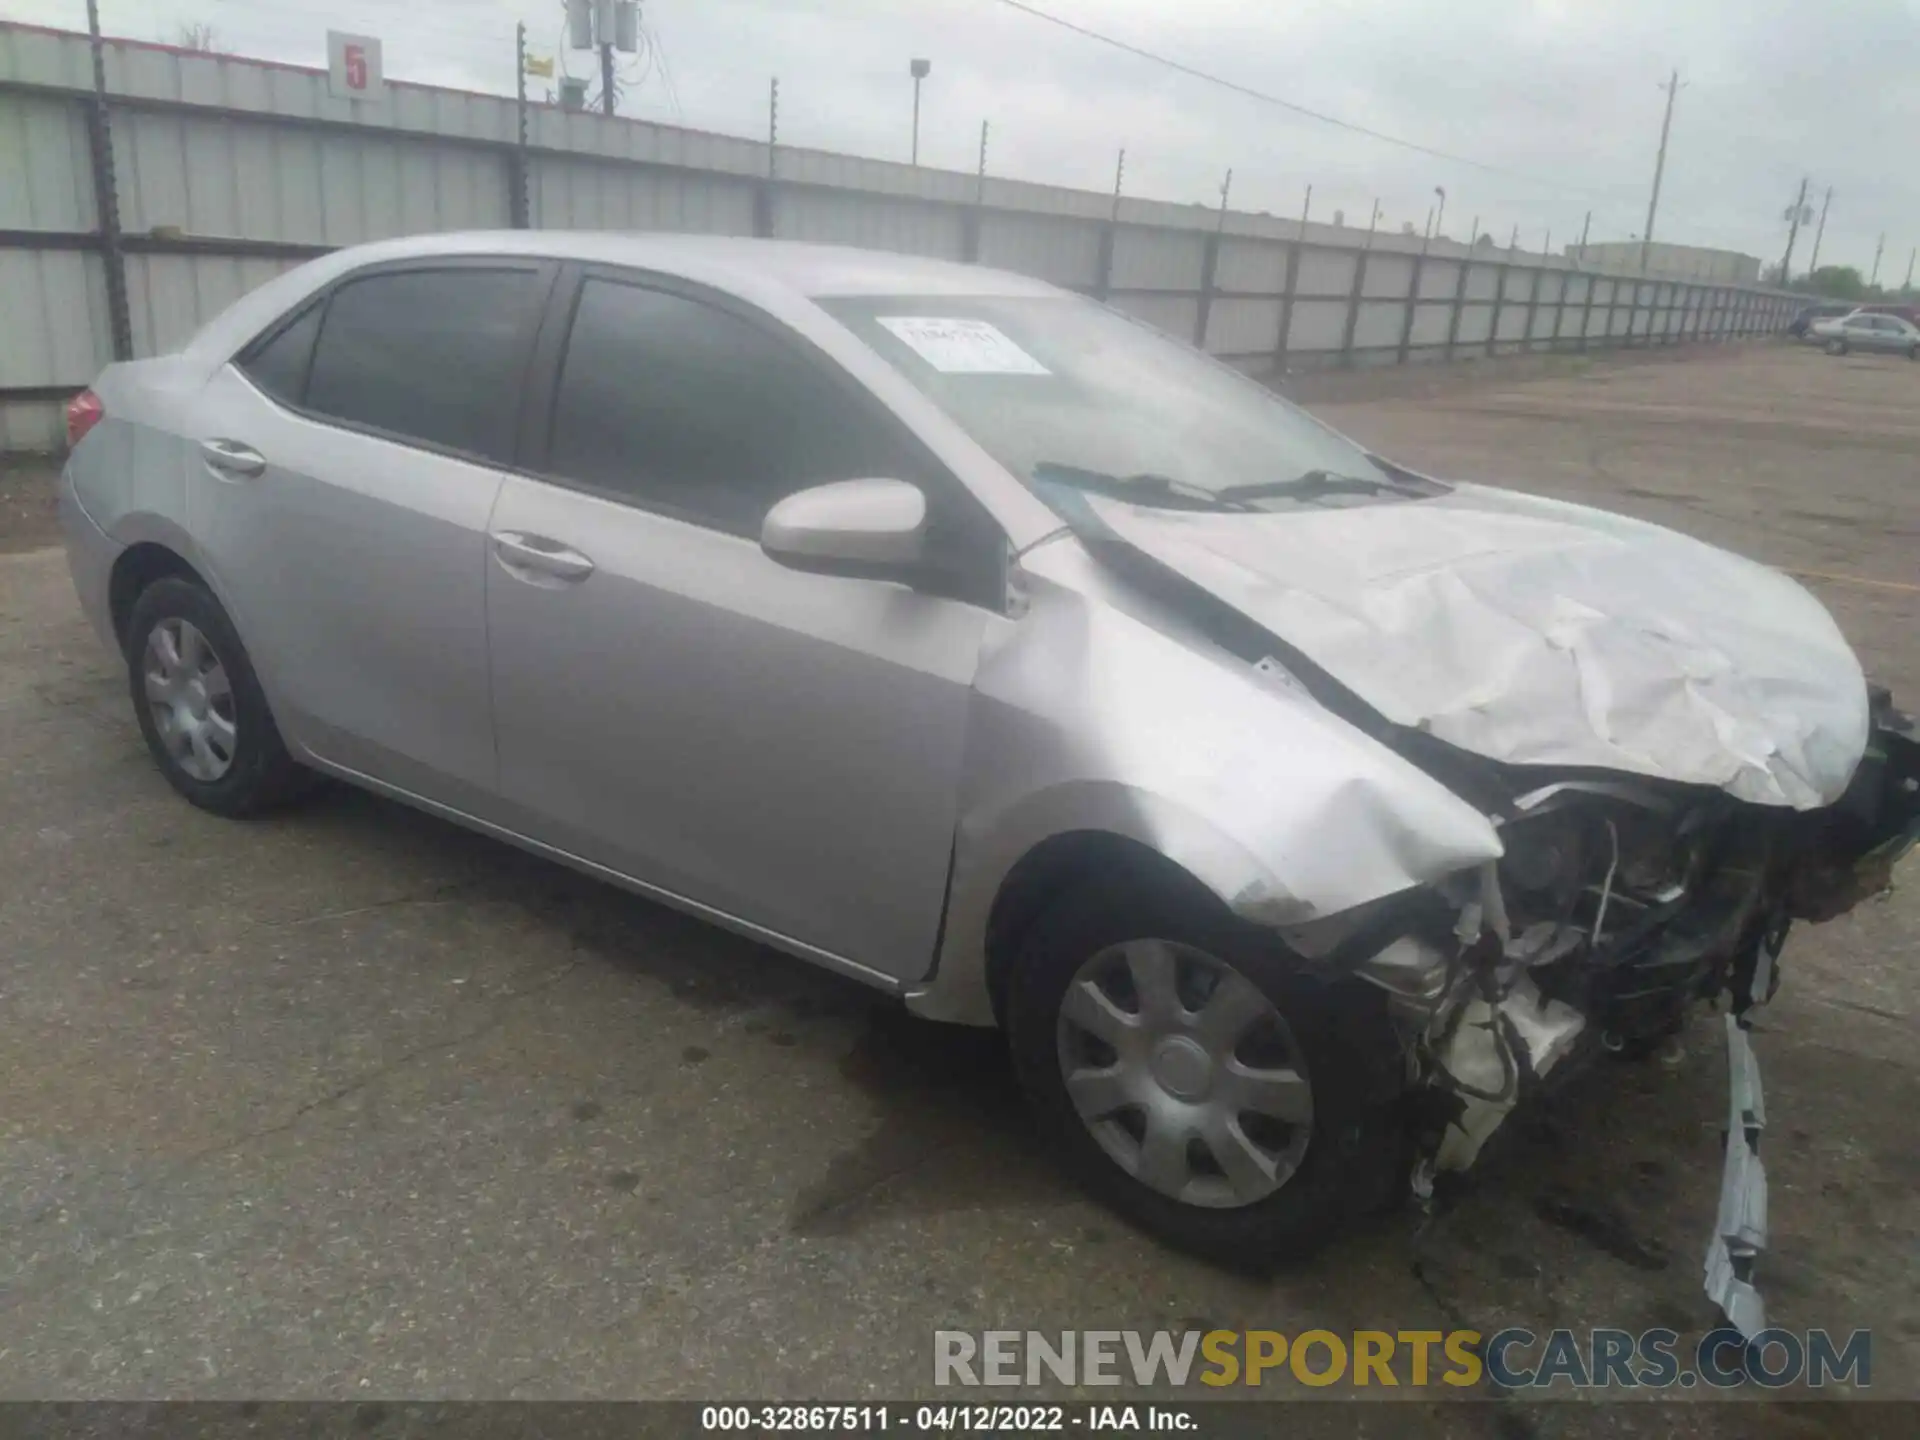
left=9, top=0, right=1918, bottom=278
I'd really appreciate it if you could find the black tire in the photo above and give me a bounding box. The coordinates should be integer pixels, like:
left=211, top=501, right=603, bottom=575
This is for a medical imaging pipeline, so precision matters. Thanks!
left=1825, top=338, right=1847, bottom=355
left=1005, top=863, right=1407, bottom=1270
left=125, top=576, right=316, bottom=817
left=1908, top=344, right=1917, bottom=361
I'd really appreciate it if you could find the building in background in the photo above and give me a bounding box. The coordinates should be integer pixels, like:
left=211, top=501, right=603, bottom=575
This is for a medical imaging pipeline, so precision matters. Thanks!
left=1565, top=240, right=1761, bottom=285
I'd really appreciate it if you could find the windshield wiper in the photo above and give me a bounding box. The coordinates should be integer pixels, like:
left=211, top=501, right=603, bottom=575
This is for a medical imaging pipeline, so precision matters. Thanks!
left=1215, top=468, right=1432, bottom=503
left=1031, top=461, right=1251, bottom=512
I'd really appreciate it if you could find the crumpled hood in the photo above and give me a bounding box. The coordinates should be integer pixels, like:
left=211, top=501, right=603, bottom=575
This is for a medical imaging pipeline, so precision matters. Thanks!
left=1084, top=484, right=1870, bottom=809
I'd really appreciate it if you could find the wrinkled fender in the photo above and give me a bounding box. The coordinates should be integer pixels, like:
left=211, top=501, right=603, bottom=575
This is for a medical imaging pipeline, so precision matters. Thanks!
left=905, top=546, right=1505, bottom=1026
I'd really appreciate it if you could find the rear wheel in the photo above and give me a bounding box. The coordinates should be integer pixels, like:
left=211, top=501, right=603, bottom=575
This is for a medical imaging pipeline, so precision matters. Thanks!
left=1005, top=865, right=1406, bottom=1268
left=125, top=577, right=315, bottom=816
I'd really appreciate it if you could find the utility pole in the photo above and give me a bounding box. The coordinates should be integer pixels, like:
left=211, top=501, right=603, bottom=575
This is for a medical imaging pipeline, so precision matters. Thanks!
left=1870, top=233, right=1885, bottom=287
left=1640, top=68, right=1681, bottom=273
left=1576, top=210, right=1591, bottom=265
left=1298, top=184, right=1311, bottom=236
left=1779, top=175, right=1809, bottom=284
left=975, top=120, right=988, bottom=202
left=1904, top=246, right=1916, bottom=294
left=1110, top=148, right=1125, bottom=221
left=1216, top=168, right=1232, bottom=231
left=1806, top=186, right=1832, bottom=276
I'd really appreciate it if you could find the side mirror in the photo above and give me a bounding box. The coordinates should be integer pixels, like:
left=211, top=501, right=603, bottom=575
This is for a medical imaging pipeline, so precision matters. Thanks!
left=761, top=478, right=928, bottom=583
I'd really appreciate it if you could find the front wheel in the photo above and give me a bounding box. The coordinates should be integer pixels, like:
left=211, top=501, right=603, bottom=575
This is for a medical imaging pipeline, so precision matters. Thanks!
left=1825, top=337, right=1848, bottom=355
left=125, top=577, right=316, bottom=816
left=1004, top=866, right=1406, bottom=1268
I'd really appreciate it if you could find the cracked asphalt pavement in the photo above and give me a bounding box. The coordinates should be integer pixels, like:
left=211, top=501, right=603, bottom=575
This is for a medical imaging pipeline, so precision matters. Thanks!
left=1, top=345, right=1915, bottom=1428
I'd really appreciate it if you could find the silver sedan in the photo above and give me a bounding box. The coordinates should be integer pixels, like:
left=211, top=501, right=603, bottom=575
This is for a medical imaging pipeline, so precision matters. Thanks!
left=59, top=234, right=1918, bottom=1324
left=1809, top=309, right=1920, bottom=357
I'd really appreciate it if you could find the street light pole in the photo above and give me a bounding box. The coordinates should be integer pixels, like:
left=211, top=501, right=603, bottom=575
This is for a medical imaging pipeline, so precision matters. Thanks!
left=909, top=58, right=930, bottom=165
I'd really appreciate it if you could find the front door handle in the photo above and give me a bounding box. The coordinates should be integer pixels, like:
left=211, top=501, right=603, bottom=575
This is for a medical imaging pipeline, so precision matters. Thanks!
left=492, top=531, right=596, bottom=584
left=200, top=438, right=266, bottom=478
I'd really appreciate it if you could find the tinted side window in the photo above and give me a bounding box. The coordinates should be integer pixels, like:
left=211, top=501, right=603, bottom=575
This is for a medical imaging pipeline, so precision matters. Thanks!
left=304, top=268, right=540, bottom=463
left=548, top=279, right=913, bottom=534
left=238, top=301, right=323, bottom=405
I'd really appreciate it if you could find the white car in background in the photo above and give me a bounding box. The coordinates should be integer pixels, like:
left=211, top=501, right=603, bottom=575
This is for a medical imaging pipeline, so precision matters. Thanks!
left=1808, top=309, right=1920, bottom=357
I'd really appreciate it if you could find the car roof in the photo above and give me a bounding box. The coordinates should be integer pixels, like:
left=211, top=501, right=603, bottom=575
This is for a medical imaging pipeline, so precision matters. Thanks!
left=182, top=231, right=1063, bottom=365
left=320, top=230, right=1060, bottom=300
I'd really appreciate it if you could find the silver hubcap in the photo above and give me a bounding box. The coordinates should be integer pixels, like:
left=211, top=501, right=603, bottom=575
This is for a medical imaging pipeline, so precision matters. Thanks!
left=1056, top=939, right=1312, bottom=1209
left=143, top=618, right=237, bottom=782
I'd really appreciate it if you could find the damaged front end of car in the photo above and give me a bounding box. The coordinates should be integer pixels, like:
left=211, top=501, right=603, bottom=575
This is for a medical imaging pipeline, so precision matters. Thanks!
left=1289, top=689, right=1920, bottom=1338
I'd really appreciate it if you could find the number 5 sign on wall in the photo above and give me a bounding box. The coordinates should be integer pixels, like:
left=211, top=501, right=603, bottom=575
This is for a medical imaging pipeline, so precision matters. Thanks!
left=327, top=31, right=385, bottom=103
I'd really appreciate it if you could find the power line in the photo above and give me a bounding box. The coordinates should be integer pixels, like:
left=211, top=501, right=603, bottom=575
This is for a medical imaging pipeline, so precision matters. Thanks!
left=989, top=0, right=1628, bottom=195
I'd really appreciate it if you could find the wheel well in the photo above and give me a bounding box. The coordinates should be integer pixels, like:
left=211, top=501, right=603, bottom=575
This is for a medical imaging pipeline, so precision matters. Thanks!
left=983, top=831, right=1222, bottom=1025
left=108, top=543, right=206, bottom=655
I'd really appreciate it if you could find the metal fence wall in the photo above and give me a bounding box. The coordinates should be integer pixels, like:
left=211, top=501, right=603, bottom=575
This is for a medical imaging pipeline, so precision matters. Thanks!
left=0, top=21, right=1799, bottom=452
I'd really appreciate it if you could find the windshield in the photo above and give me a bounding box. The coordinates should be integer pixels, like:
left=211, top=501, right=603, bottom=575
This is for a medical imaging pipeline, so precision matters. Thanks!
left=821, top=293, right=1418, bottom=513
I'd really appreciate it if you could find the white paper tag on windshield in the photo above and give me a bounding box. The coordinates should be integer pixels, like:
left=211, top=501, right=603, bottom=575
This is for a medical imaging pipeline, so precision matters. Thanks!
left=876, top=317, right=1050, bottom=375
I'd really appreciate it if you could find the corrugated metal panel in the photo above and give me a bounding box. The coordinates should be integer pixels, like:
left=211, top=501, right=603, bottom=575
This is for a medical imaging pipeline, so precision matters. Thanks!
left=1285, top=299, right=1348, bottom=351
left=111, top=110, right=508, bottom=243
left=1501, top=266, right=1532, bottom=300
left=773, top=189, right=965, bottom=260
left=777, top=147, right=975, bottom=206
left=1495, top=300, right=1529, bottom=341
left=1352, top=300, right=1404, bottom=349
left=0, top=248, right=109, bottom=385
left=1292, top=249, right=1353, bottom=299
left=0, top=399, right=64, bottom=453
left=1454, top=302, right=1494, bottom=345
left=1409, top=302, right=1452, bottom=345
left=976, top=211, right=1102, bottom=288
left=1213, top=237, right=1285, bottom=294
left=1363, top=254, right=1413, bottom=299
left=125, top=253, right=305, bottom=357
left=1108, top=291, right=1199, bottom=340
left=0, top=92, right=95, bottom=230
left=1463, top=264, right=1500, bottom=301
left=1204, top=296, right=1281, bottom=355
left=1109, top=228, right=1205, bottom=291
left=530, top=157, right=756, bottom=234
left=1529, top=295, right=1560, bottom=338
left=1418, top=258, right=1460, bottom=300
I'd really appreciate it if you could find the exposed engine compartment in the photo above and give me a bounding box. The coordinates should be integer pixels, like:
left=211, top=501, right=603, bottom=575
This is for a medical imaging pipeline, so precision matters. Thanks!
left=1284, top=690, right=1919, bottom=1338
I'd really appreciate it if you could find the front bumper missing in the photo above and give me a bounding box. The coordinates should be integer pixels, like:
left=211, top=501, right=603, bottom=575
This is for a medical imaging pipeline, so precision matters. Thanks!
left=1705, top=1011, right=1768, bottom=1339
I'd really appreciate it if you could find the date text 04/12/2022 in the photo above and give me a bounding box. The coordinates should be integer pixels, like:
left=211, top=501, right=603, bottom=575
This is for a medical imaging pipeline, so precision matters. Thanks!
left=700, top=1405, right=1195, bottom=1432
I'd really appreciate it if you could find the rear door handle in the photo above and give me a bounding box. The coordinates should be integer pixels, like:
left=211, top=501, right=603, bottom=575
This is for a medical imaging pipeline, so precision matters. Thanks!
left=492, top=531, right=596, bottom=584
left=200, top=438, right=266, bottom=478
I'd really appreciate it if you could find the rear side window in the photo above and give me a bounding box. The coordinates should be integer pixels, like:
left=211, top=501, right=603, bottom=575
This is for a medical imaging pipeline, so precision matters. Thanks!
left=546, top=278, right=915, bottom=534
left=237, top=301, right=323, bottom=404
left=303, top=267, right=541, bottom=463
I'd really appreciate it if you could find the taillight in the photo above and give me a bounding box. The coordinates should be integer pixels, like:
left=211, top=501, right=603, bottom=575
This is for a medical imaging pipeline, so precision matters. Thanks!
left=66, top=388, right=104, bottom=448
